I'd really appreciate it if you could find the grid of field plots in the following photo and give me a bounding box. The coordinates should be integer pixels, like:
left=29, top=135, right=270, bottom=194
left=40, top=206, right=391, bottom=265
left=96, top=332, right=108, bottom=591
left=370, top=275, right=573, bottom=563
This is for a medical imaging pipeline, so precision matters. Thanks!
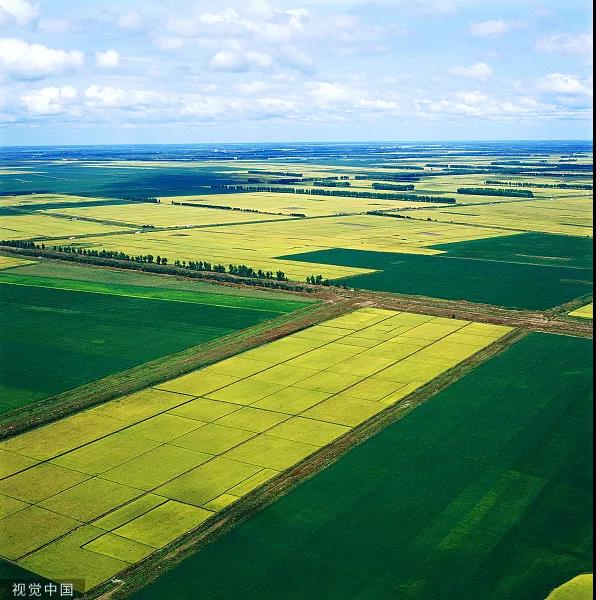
left=0, top=308, right=511, bottom=591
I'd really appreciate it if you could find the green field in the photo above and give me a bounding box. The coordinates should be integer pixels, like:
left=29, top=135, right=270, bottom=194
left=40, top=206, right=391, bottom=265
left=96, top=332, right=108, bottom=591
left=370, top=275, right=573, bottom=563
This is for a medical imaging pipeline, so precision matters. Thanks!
left=131, top=332, right=593, bottom=600
left=280, top=233, right=593, bottom=309
left=0, top=279, right=308, bottom=413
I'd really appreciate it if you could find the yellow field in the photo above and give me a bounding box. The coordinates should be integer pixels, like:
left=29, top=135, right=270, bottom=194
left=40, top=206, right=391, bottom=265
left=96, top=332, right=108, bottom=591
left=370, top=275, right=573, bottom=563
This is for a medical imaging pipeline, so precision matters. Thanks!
left=0, top=308, right=511, bottom=591
left=46, top=215, right=510, bottom=281
left=0, top=256, right=35, bottom=270
left=161, top=192, right=453, bottom=218
left=547, top=574, right=593, bottom=600
left=569, top=303, right=593, bottom=319
left=44, top=203, right=290, bottom=228
left=0, top=213, right=129, bottom=240
left=409, top=196, right=593, bottom=236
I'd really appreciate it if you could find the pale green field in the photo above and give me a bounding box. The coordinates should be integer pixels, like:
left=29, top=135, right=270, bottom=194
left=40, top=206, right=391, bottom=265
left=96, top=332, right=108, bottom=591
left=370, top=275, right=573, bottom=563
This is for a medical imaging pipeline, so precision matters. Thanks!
left=410, top=196, right=593, bottom=236
left=0, top=308, right=511, bottom=591
left=547, top=574, right=593, bottom=600
left=44, top=202, right=290, bottom=227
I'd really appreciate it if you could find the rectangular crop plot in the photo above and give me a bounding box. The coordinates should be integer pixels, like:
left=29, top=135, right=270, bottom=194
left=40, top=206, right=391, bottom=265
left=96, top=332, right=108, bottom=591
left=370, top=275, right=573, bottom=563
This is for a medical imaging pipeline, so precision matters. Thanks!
left=0, top=279, right=308, bottom=414
left=0, top=309, right=512, bottom=592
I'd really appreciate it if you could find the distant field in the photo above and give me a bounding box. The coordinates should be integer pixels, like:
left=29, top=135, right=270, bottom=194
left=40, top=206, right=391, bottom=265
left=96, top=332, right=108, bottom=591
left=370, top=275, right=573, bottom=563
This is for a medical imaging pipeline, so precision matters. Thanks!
left=162, top=192, right=452, bottom=217
left=43, top=202, right=290, bottom=228
left=0, top=279, right=307, bottom=413
left=44, top=215, right=509, bottom=282
left=569, top=303, right=593, bottom=319
left=281, top=233, right=593, bottom=309
left=0, top=308, right=511, bottom=592
left=410, top=195, right=593, bottom=237
left=130, top=332, right=593, bottom=600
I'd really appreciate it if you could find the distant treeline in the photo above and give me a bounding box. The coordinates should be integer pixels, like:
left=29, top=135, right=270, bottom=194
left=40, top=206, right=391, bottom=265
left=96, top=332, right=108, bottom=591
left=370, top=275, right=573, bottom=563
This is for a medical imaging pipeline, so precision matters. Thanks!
left=355, top=174, right=421, bottom=182
left=375, top=165, right=425, bottom=170
left=212, top=185, right=454, bottom=204
left=121, top=196, right=160, bottom=203
left=313, top=181, right=351, bottom=187
left=372, top=183, right=415, bottom=191
left=484, top=180, right=593, bottom=191
left=491, top=161, right=593, bottom=172
left=0, top=239, right=290, bottom=283
left=247, top=170, right=303, bottom=177
left=457, top=187, right=534, bottom=198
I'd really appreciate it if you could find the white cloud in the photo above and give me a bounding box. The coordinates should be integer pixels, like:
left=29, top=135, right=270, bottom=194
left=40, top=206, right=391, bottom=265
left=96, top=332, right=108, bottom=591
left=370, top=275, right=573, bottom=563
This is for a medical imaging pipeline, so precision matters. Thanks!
left=21, top=85, right=78, bottom=115
left=417, top=90, right=556, bottom=120
left=308, top=82, right=355, bottom=107
left=538, top=73, right=593, bottom=96
left=470, top=19, right=516, bottom=38
left=0, top=0, right=38, bottom=26
left=0, top=38, right=84, bottom=79
left=84, top=85, right=166, bottom=110
left=448, top=62, right=493, bottom=81
left=535, top=33, right=593, bottom=56
left=95, top=49, right=120, bottom=69
left=209, top=49, right=273, bottom=72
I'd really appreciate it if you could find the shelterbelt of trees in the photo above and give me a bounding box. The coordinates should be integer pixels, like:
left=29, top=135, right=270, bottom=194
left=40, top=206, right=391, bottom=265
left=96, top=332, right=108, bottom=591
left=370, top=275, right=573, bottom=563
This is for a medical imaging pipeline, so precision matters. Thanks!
left=212, top=185, right=455, bottom=204
left=484, top=180, right=593, bottom=190
left=457, top=187, right=534, bottom=198
left=0, top=239, right=333, bottom=288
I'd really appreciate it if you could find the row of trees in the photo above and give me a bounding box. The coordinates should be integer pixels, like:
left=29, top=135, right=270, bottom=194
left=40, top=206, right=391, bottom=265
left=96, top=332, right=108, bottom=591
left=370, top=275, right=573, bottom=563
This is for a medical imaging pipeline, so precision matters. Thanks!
left=313, top=180, right=351, bottom=187
left=457, top=187, right=534, bottom=198
left=0, top=239, right=289, bottom=282
left=372, top=183, right=415, bottom=191
left=211, top=185, right=455, bottom=204
left=484, top=180, right=592, bottom=191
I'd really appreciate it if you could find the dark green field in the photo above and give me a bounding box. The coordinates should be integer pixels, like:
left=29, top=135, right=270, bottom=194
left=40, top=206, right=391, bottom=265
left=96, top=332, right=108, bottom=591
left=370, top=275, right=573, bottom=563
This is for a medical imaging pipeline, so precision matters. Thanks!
left=280, top=233, right=593, bottom=309
left=0, top=280, right=307, bottom=413
left=132, top=333, right=593, bottom=600
left=0, top=163, right=242, bottom=198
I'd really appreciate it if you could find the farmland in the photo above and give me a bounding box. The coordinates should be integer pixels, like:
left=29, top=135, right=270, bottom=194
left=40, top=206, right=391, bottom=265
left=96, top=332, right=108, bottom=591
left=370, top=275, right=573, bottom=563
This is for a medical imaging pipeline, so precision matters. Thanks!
left=0, top=262, right=310, bottom=413
left=0, top=308, right=512, bottom=592
left=0, top=141, right=592, bottom=599
left=130, top=332, right=593, bottom=600
left=281, top=233, right=593, bottom=310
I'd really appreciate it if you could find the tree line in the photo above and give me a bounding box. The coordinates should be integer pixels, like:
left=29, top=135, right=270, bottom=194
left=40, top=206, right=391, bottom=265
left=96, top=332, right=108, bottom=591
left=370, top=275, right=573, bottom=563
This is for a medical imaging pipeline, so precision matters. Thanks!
left=457, top=187, right=534, bottom=198
left=372, top=183, right=415, bottom=191
left=484, top=180, right=592, bottom=191
left=211, top=185, right=455, bottom=204
left=0, top=240, right=288, bottom=281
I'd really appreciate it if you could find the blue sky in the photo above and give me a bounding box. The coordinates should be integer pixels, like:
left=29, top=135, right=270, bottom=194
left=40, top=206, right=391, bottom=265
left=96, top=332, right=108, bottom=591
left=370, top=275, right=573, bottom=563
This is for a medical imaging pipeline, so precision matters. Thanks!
left=0, top=0, right=592, bottom=145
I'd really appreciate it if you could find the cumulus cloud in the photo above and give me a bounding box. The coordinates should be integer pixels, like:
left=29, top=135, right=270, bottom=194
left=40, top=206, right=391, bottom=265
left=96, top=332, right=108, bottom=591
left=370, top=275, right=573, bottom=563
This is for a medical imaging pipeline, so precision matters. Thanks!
left=95, top=49, right=120, bottom=69
left=0, top=38, right=84, bottom=79
left=535, top=32, right=593, bottom=56
left=0, top=0, right=38, bottom=26
left=470, top=19, right=517, bottom=37
left=449, top=62, right=493, bottom=81
left=538, top=73, right=593, bottom=96
left=21, top=85, right=78, bottom=115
